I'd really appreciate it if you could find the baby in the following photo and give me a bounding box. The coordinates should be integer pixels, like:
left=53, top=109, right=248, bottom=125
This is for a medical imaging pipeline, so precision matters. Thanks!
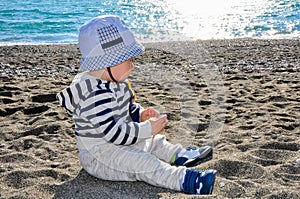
left=57, top=15, right=216, bottom=195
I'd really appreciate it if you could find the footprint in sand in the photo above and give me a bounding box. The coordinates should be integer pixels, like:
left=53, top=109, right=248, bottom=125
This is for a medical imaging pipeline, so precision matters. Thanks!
left=31, top=94, right=59, bottom=103
left=239, top=141, right=300, bottom=166
left=0, top=98, right=18, bottom=104
left=212, top=159, right=266, bottom=198
left=214, top=159, right=266, bottom=180
left=23, top=105, right=50, bottom=115
left=3, top=169, right=70, bottom=189
left=0, top=86, right=24, bottom=116
left=247, top=148, right=299, bottom=166
left=0, top=107, right=24, bottom=117
left=273, top=164, right=300, bottom=183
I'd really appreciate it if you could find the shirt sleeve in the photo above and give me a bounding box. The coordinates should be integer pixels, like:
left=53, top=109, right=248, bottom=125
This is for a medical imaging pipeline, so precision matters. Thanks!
left=79, top=89, right=152, bottom=145
left=129, top=102, right=144, bottom=122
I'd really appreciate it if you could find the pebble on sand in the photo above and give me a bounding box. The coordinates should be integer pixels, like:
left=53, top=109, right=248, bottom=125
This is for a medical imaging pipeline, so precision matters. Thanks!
left=251, top=135, right=261, bottom=139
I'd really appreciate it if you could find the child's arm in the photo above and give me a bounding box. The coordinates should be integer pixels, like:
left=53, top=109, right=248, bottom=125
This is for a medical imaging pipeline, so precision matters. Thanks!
left=79, top=91, right=153, bottom=145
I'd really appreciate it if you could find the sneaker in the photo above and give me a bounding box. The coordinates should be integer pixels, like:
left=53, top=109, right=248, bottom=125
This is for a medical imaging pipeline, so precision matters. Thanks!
left=173, top=146, right=213, bottom=167
left=181, top=169, right=217, bottom=195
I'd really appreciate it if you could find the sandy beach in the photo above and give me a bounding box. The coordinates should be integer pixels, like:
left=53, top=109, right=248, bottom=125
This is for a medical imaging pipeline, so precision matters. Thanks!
left=0, top=39, right=299, bottom=198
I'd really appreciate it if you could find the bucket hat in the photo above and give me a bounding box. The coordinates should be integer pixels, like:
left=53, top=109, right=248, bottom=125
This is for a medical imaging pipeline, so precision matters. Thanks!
left=78, top=15, right=144, bottom=71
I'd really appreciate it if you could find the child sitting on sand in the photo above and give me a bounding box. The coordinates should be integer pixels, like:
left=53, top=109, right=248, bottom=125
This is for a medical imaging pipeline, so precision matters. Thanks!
left=57, top=15, right=216, bottom=195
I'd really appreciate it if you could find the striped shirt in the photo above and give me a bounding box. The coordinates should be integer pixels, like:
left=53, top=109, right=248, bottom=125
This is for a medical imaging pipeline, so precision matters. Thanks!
left=57, top=72, right=152, bottom=148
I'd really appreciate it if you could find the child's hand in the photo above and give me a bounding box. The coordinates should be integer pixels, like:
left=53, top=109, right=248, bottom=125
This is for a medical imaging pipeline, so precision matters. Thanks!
left=141, top=107, right=160, bottom=122
left=149, top=114, right=168, bottom=135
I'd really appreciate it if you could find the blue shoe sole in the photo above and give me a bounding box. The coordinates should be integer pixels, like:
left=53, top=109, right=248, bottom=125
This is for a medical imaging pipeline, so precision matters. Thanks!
left=184, top=147, right=213, bottom=167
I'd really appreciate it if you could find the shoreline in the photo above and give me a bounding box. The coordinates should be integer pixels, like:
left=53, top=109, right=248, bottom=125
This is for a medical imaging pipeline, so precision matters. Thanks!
left=0, top=37, right=299, bottom=47
left=1, top=38, right=299, bottom=47
left=0, top=38, right=299, bottom=198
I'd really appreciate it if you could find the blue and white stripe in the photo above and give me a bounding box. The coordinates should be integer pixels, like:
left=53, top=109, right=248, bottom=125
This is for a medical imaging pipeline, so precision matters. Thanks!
left=57, top=72, right=152, bottom=146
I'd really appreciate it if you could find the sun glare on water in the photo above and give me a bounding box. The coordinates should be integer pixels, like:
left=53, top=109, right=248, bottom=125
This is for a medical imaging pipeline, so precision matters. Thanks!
left=168, top=0, right=231, bottom=16
left=120, top=0, right=293, bottom=41
left=167, top=0, right=232, bottom=39
left=164, top=0, right=272, bottom=39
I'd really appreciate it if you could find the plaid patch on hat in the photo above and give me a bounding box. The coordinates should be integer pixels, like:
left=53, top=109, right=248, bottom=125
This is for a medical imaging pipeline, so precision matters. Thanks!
left=98, top=25, right=124, bottom=48
left=79, top=15, right=144, bottom=71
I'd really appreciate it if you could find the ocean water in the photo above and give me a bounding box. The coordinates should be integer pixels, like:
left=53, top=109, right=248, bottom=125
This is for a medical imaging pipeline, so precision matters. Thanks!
left=0, top=0, right=299, bottom=45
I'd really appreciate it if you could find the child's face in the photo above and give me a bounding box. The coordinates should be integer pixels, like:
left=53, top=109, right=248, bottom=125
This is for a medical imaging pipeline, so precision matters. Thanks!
left=109, top=58, right=134, bottom=82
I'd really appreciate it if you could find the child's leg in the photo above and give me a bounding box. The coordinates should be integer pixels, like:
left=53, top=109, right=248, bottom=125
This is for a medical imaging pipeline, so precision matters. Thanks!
left=133, top=135, right=213, bottom=167
left=78, top=143, right=186, bottom=191
left=133, top=134, right=183, bottom=163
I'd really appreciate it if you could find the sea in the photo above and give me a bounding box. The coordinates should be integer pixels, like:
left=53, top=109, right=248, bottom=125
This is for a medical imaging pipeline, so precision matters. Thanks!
left=1, top=0, right=299, bottom=45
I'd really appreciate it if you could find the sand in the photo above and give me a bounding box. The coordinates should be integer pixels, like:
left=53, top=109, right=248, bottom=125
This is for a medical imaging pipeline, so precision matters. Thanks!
left=0, top=39, right=299, bottom=198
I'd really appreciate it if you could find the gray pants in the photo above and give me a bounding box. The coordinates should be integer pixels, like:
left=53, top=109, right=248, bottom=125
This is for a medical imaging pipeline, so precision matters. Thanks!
left=78, top=134, right=187, bottom=191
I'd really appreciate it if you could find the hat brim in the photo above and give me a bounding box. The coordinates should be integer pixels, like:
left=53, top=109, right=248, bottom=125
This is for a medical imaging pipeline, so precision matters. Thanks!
left=80, top=42, right=144, bottom=71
